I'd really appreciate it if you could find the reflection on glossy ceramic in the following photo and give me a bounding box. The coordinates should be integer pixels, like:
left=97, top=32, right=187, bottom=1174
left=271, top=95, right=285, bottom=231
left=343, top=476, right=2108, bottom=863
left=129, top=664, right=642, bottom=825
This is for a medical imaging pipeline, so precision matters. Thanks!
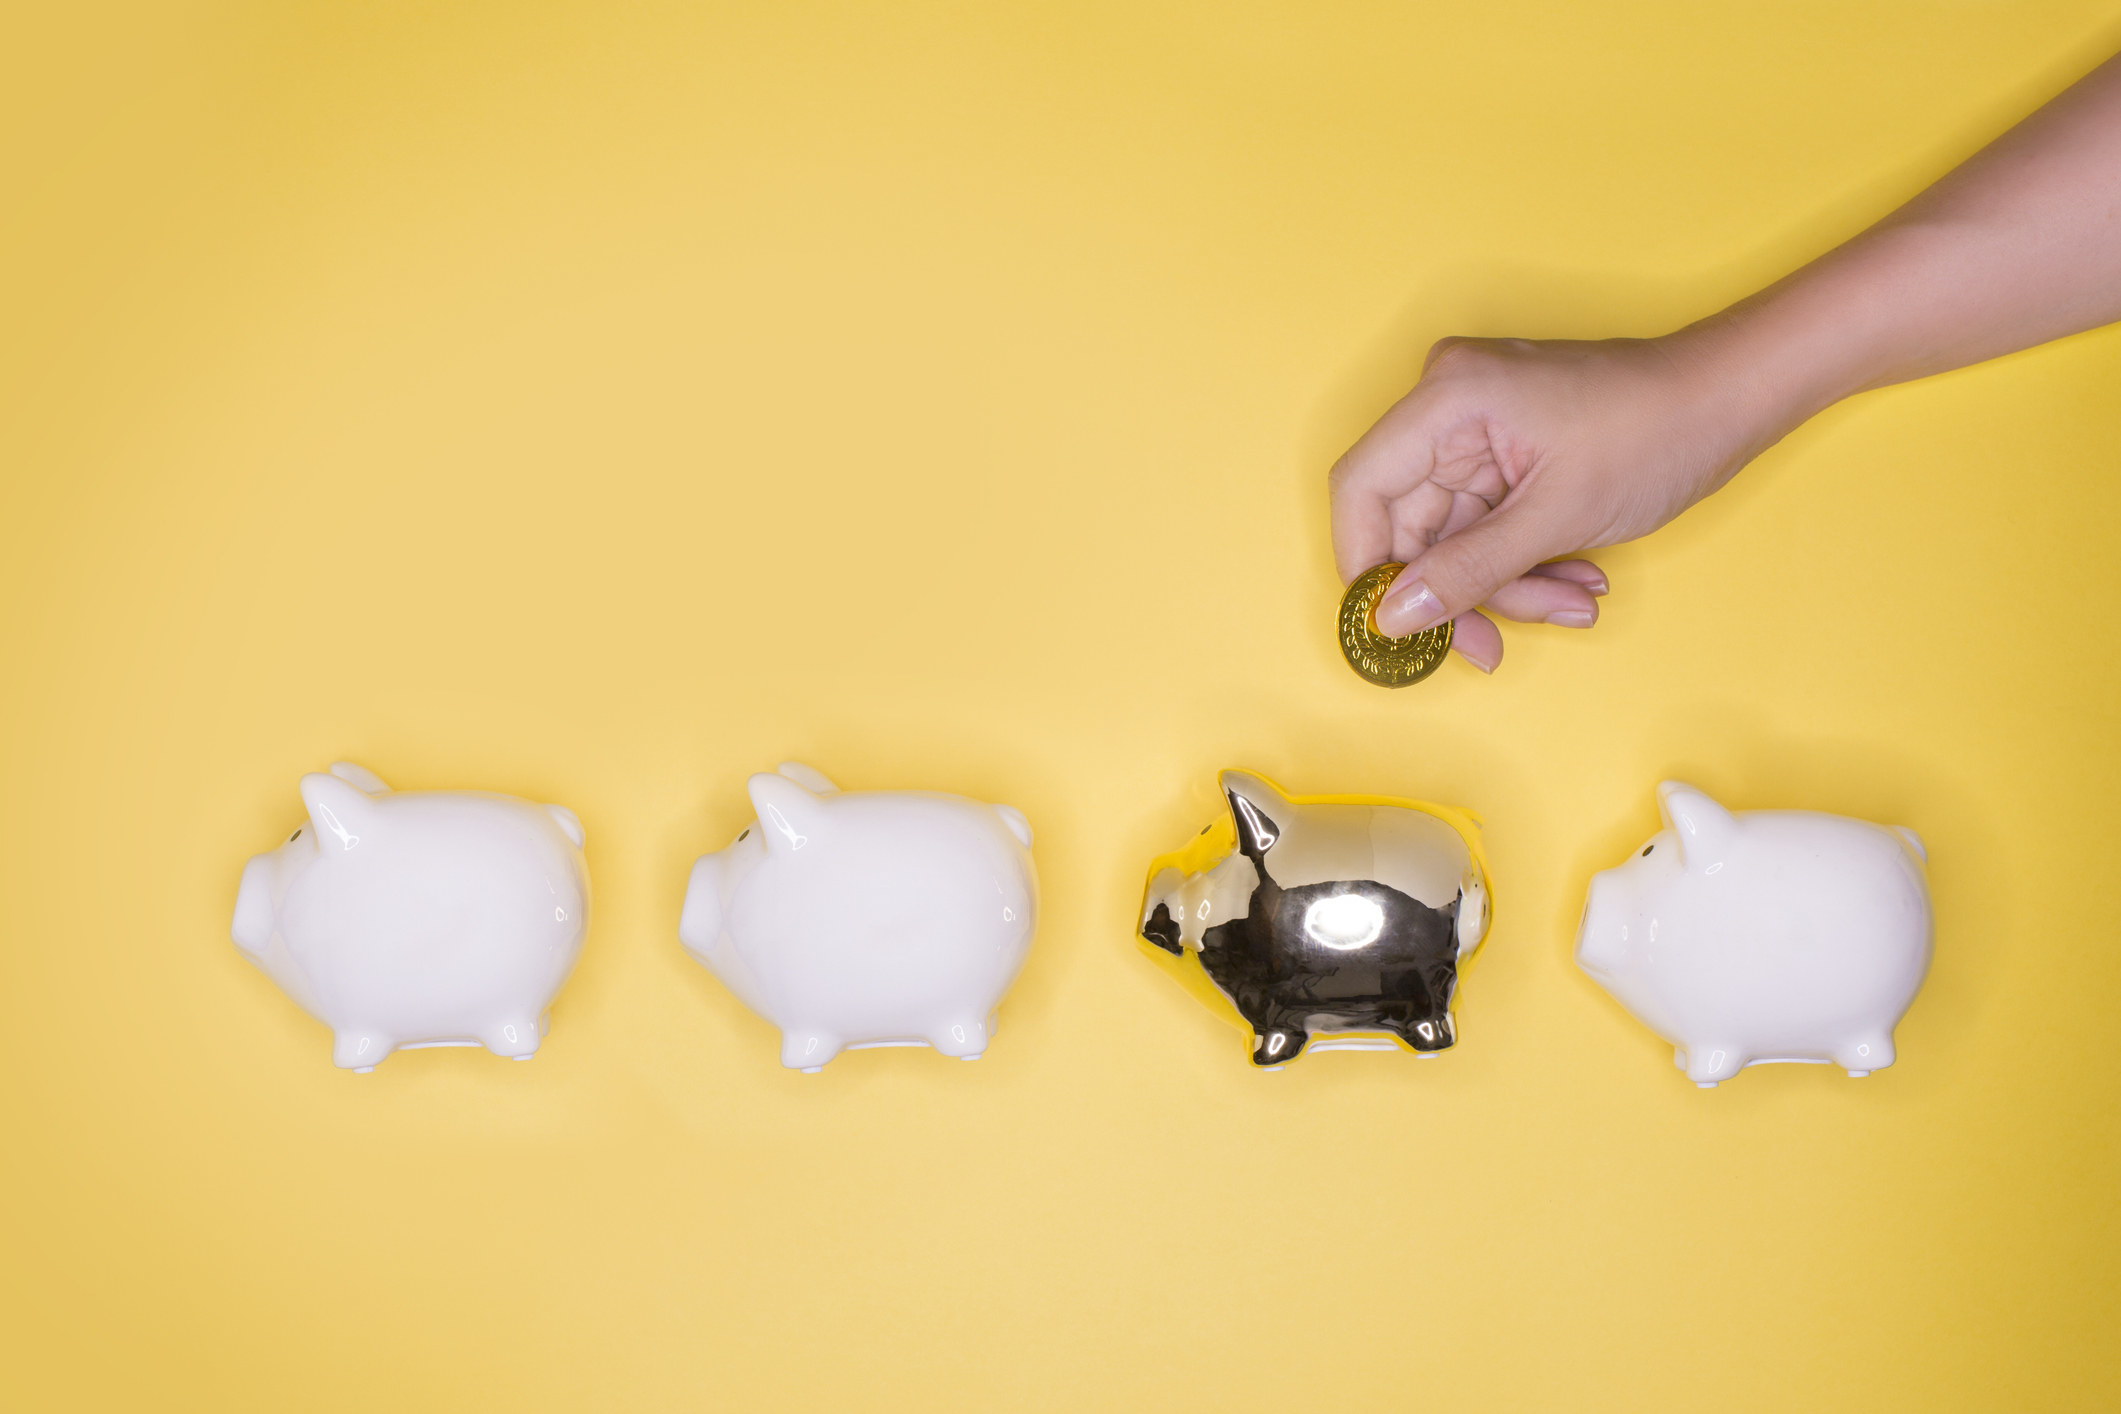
left=1576, top=781, right=1932, bottom=1087
left=1136, top=770, right=1491, bottom=1068
left=230, top=763, right=590, bottom=1071
left=678, top=763, right=1038, bottom=1071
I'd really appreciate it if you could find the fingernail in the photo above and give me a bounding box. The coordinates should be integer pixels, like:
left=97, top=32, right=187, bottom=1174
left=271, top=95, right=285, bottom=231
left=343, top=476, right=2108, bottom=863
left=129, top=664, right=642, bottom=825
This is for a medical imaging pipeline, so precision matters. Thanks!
left=1458, top=640, right=1498, bottom=674
left=1585, top=576, right=1609, bottom=596
left=1547, top=610, right=1595, bottom=628
left=1376, top=580, right=1447, bottom=636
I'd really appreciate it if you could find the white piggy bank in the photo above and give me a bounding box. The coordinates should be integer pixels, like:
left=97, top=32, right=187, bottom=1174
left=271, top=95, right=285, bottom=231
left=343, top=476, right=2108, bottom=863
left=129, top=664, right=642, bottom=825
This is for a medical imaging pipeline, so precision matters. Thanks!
left=231, top=763, right=590, bottom=1072
left=1576, top=781, right=1931, bottom=1087
left=678, top=763, right=1038, bottom=1071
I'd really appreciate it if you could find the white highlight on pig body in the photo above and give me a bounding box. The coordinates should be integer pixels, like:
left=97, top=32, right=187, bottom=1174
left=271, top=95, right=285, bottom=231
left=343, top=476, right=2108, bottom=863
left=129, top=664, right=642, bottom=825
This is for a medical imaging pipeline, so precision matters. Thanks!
left=677, top=763, right=1039, bottom=1071
left=1576, top=781, right=1932, bottom=1088
left=229, top=762, right=591, bottom=1071
left=1304, top=893, right=1385, bottom=950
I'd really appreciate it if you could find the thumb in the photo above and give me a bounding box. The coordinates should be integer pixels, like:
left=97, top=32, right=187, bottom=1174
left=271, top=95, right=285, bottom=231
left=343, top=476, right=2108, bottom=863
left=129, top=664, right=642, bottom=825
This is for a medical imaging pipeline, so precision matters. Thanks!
left=1372, top=491, right=1577, bottom=636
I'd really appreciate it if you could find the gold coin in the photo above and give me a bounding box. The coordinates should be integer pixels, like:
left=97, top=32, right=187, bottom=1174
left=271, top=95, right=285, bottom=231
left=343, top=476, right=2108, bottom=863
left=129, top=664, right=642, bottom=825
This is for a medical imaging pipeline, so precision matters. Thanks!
left=1338, top=562, right=1453, bottom=687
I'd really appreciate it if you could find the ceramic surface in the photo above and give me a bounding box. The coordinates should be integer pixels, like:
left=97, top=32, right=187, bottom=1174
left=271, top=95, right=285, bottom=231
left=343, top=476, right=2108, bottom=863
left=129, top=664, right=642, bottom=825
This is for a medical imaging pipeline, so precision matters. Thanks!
left=678, top=763, right=1039, bottom=1071
left=1576, top=781, right=1932, bottom=1086
left=230, top=763, right=591, bottom=1070
left=1137, top=770, right=1491, bottom=1068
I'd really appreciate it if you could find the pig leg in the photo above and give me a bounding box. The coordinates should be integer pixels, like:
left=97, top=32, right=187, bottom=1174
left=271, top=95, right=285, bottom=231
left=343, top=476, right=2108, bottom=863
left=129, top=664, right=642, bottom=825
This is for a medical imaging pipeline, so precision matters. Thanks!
left=332, top=1028, right=396, bottom=1072
left=1680, top=1043, right=1745, bottom=1087
left=1373, top=962, right=1458, bottom=1053
left=1393, top=991, right=1460, bottom=1053
left=780, top=1030, right=844, bottom=1072
left=1251, top=1023, right=1308, bottom=1067
left=1392, top=1009, right=1456, bottom=1054
left=479, top=1017, right=542, bottom=1061
left=1834, top=1034, right=1895, bottom=1077
left=927, top=1017, right=990, bottom=1060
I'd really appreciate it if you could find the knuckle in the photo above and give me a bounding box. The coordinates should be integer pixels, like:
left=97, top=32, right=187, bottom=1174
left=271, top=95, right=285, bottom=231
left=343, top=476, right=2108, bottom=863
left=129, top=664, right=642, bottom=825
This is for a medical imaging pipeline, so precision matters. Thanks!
left=1423, top=337, right=1475, bottom=374
left=1422, top=335, right=1515, bottom=384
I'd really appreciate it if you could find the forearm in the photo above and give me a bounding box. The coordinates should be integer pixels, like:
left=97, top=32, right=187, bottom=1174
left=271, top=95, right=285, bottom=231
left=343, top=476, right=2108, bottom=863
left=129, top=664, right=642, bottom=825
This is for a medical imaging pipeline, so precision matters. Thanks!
left=1677, top=51, right=2121, bottom=450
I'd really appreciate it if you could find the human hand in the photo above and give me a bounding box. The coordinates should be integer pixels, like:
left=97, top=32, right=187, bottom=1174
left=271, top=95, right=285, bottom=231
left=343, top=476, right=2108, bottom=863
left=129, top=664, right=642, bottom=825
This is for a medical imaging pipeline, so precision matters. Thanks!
left=1332, top=53, right=2121, bottom=675
left=1328, top=332, right=1778, bottom=672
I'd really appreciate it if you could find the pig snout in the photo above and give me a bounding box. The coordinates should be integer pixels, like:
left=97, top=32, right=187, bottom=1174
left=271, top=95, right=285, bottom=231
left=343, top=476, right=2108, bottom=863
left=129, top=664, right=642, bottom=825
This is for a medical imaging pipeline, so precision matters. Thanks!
left=231, top=854, right=277, bottom=957
left=1574, top=870, right=1631, bottom=976
left=677, top=854, right=723, bottom=960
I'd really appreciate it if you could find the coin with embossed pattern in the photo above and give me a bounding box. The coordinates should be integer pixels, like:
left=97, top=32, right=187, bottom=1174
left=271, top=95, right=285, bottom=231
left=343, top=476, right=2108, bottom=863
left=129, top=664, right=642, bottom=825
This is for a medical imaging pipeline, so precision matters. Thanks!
left=1338, top=561, right=1453, bottom=687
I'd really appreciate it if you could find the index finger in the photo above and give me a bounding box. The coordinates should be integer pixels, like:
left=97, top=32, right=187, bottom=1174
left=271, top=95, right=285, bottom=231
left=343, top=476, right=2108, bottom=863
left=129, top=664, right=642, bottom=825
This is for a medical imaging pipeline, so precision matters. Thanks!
left=1327, top=388, right=1442, bottom=583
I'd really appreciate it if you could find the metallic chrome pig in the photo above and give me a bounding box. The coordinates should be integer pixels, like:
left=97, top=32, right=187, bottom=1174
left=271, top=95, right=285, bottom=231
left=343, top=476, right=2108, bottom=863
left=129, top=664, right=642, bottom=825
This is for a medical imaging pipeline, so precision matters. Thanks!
left=1138, top=770, right=1490, bottom=1067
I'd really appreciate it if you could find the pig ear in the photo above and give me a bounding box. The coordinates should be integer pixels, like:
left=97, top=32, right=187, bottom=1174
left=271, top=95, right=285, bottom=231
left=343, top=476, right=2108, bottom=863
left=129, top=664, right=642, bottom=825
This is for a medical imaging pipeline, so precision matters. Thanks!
left=328, top=762, right=391, bottom=794
left=994, top=803, right=1033, bottom=848
left=747, top=772, right=825, bottom=854
left=1219, top=769, right=1287, bottom=857
left=1657, top=781, right=1733, bottom=873
left=299, top=772, right=380, bottom=854
left=774, top=762, right=839, bottom=794
left=544, top=804, right=585, bottom=849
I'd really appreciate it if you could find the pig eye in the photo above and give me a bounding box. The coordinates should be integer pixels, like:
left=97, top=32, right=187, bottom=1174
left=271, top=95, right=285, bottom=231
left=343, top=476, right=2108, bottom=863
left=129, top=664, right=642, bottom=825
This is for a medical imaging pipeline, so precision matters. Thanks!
left=289, top=829, right=302, bottom=842
left=1641, top=844, right=1654, bottom=857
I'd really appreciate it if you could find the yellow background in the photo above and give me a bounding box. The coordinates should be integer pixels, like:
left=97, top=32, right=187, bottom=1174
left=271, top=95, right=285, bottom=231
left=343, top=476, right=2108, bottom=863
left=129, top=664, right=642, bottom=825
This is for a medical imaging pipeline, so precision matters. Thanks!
left=4, top=3, right=2118, bottom=1408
